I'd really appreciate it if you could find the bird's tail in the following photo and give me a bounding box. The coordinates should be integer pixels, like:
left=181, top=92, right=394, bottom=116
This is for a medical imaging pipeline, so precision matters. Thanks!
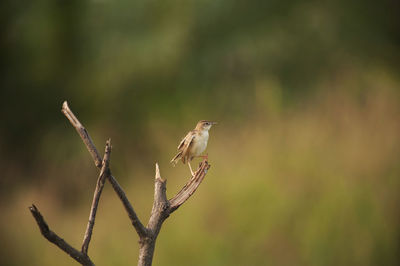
left=170, top=151, right=183, bottom=166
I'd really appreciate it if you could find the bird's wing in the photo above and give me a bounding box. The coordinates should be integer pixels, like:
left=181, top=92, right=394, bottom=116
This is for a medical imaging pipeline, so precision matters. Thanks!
left=177, top=130, right=195, bottom=151
left=171, top=131, right=196, bottom=165
left=180, top=131, right=196, bottom=161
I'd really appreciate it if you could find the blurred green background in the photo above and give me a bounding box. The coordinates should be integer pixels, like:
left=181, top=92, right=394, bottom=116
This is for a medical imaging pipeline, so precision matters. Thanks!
left=1, top=0, right=399, bottom=265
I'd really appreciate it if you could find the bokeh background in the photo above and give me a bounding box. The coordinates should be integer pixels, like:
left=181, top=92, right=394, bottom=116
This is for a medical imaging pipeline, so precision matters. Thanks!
left=1, top=0, right=400, bottom=265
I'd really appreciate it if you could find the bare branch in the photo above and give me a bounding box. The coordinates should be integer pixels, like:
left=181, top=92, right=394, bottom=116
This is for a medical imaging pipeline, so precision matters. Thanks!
left=61, top=101, right=148, bottom=238
left=61, top=101, right=102, bottom=168
left=169, top=160, right=210, bottom=213
left=29, top=205, right=95, bottom=266
left=81, top=140, right=112, bottom=254
left=106, top=175, right=148, bottom=238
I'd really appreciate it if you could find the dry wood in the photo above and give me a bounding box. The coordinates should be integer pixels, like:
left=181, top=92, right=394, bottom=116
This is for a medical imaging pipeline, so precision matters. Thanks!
left=81, top=139, right=111, bottom=254
left=29, top=204, right=95, bottom=266
left=169, top=160, right=210, bottom=213
left=138, top=161, right=210, bottom=266
left=30, top=101, right=211, bottom=266
left=61, top=101, right=102, bottom=168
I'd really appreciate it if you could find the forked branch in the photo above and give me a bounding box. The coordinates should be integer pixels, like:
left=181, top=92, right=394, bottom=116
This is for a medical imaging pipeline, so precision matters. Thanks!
left=29, top=204, right=95, bottom=266
left=138, top=160, right=211, bottom=266
left=61, top=101, right=148, bottom=238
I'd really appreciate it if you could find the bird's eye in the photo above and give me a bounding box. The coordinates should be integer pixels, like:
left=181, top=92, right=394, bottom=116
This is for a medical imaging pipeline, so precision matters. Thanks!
left=206, top=122, right=210, bottom=125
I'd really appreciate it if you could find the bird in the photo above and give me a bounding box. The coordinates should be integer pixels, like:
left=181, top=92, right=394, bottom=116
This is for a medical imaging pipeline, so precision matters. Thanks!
left=171, top=120, right=217, bottom=176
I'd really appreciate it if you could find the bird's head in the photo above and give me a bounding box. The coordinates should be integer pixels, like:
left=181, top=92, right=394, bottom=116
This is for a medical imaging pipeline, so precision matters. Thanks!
left=196, top=120, right=217, bottom=131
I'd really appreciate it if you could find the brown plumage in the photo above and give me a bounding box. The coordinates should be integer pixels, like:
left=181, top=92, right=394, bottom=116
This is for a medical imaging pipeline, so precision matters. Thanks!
left=171, top=120, right=217, bottom=175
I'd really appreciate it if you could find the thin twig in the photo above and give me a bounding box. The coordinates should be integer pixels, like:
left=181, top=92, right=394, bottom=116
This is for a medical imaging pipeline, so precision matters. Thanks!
left=62, top=101, right=102, bottom=168
left=61, top=101, right=148, bottom=238
left=106, top=174, right=149, bottom=238
left=81, top=140, right=112, bottom=254
left=29, top=205, right=95, bottom=266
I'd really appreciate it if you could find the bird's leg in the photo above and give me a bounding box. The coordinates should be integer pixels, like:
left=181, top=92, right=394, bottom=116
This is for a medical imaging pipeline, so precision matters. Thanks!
left=197, top=153, right=208, bottom=160
left=188, top=162, right=195, bottom=176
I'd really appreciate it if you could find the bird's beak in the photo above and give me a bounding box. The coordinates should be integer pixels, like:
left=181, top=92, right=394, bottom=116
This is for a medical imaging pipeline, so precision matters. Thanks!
left=211, top=121, right=218, bottom=125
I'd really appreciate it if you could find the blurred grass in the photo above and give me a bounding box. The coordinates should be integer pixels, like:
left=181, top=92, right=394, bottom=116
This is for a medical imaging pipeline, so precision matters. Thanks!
left=2, top=86, right=399, bottom=266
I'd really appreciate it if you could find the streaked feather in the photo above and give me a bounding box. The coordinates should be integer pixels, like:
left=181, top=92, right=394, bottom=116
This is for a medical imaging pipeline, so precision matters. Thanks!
left=171, top=130, right=196, bottom=165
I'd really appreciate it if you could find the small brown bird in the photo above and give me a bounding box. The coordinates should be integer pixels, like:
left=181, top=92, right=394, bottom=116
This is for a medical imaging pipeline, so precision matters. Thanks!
left=171, top=120, right=217, bottom=176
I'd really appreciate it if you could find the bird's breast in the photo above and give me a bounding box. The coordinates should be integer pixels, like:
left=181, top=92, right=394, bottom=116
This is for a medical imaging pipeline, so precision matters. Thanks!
left=191, top=131, right=209, bottom=156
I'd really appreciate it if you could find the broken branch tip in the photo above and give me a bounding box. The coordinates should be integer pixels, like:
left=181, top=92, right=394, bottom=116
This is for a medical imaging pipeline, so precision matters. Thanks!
left=155, top=163, right=162, bottom=180
left=62, top=101, right=68, bottom=110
